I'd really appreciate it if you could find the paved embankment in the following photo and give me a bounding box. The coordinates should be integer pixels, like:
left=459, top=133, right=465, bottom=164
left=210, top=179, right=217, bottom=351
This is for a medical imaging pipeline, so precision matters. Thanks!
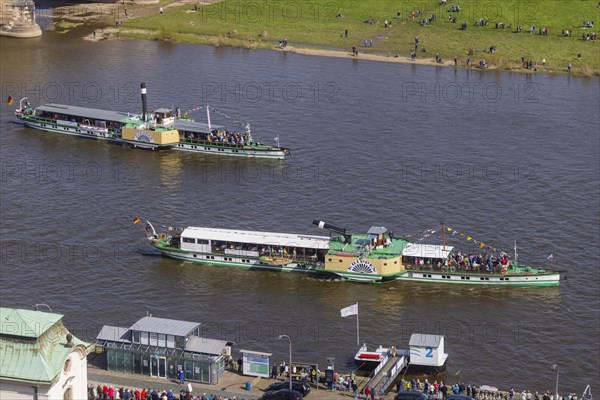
left=88, top=367, right=397, bottom=399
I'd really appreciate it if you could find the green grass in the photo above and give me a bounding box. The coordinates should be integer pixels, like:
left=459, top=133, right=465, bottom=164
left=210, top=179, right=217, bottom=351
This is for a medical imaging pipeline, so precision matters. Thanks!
left=54, top=21, right=81, bottom=33
left=122, top=0, right=600, bottom=76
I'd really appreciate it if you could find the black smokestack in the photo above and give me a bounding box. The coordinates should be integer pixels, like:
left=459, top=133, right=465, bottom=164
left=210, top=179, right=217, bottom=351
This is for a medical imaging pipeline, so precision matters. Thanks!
left=312, top=220, right=346, bottom=235
left=141, top=82, right=147, bottom=122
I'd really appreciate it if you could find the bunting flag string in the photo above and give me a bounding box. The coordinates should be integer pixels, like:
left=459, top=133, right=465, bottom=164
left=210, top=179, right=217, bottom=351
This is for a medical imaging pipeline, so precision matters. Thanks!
left=160, top=225, right=184, bottom=232
left=184, top=105, right=249, bottom=130
left=403, top=226, right=438, bottom=241
left=404, top=225, right=506, bottom=254
left=444, top=225, right=502, bottom=253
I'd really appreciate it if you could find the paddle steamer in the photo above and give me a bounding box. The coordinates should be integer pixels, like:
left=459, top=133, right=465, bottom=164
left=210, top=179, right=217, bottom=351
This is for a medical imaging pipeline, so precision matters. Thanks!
left=14, top=83, right=288, bottom=158
left=140, top=220, right=561, bottom=285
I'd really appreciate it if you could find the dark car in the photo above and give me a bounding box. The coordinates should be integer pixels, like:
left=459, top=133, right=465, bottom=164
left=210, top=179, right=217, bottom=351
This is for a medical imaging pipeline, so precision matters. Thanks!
left=265, top=381, right=311, bottom=396
left=395, top=391, right=429, bottom=400
left=447, top=396, right=475, bottom=400
left=260, top=389, right=304, bottom=400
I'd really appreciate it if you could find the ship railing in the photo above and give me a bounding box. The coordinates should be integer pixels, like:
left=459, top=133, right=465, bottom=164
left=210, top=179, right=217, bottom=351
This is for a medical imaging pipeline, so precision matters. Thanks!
left=406, top=265, right=524, bottom=274
left=181, top=138, right=250, bottom=148
left=334, top=249, right=371, bottom=258
left=374, top=355, right=407, bottom=396
left=360, top=350, right=390, bottom=392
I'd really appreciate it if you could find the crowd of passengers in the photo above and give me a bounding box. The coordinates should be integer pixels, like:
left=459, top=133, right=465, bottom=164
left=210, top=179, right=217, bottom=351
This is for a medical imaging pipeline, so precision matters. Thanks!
left=259, top=246, right=320, bottom=262
left=407, top=252, right=513, bottom=273
left=184, top=130, right=253, bottom=146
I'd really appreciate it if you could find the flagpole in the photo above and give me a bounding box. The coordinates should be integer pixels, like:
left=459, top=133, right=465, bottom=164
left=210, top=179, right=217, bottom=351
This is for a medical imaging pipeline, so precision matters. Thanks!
left=356, top=302, right=360, bottom=347
left=442, top=221, right=446, bottom=255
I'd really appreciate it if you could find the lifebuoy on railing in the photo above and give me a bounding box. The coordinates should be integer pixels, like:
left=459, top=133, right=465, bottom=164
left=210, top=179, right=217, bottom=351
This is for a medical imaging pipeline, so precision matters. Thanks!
left=159, top=233, right=167, bottom=240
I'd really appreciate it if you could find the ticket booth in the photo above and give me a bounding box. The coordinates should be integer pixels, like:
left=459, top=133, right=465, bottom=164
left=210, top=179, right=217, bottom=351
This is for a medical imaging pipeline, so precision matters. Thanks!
left=407, top=334, right=448, bottom=375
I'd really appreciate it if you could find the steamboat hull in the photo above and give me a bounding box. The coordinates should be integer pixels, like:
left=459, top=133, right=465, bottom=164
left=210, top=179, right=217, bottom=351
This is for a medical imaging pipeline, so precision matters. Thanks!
left=398, top=270, right=560, bottom=286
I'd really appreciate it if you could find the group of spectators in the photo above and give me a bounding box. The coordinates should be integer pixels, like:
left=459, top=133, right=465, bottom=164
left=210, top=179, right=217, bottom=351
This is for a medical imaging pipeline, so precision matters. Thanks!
left=87, top=385, right=247, bottom=400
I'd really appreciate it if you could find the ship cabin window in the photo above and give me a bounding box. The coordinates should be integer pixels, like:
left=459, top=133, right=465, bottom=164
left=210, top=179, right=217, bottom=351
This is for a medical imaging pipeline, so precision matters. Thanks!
left=182, top=237, right=195, bottom=243
left=132, top=331, right=140, bottom=343
left=140, top=331, right=149, bottom=345
left=241, top=242, right=258, bottom=251
left=157, top=334, right=166, bottom=347
left=149, top=332, right=158, bottom=346
left=197, top=239, right=209, bottom=245
left=214, top=241, right=227, bottom=250
left=175, top=336, right=185, bottom=349
left=166, top=335, right=175, bottom=348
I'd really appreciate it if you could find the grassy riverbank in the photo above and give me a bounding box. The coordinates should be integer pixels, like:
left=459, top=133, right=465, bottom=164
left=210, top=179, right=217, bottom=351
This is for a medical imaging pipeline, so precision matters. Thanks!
left=87, top=0, right=600, bottom=76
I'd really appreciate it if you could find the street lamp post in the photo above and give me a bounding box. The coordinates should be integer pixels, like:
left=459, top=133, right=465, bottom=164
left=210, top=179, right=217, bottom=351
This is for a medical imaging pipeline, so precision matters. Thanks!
left=551, top=364, right=559, bottom=400
left=278, top=335, right=292, bottom=392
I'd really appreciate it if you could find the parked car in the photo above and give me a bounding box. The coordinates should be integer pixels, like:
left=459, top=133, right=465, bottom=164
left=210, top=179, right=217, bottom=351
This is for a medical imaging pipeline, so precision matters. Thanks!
left=395, top=391, right=429, bottom=400
left=265, top=381, right=311, bottom=396
left=260, top=389, right=304, bottom=400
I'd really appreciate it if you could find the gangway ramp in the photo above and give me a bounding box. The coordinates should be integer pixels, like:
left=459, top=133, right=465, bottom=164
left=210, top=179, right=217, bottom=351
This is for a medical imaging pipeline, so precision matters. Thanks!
left=359, top=355, right=408, bottom=396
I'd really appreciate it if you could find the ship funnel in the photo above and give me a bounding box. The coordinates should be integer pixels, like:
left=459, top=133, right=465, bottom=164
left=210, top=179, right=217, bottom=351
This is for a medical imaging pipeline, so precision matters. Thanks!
left=312, top=220, right=346, bottom=235
left=141, top=82, right=147, bottom=121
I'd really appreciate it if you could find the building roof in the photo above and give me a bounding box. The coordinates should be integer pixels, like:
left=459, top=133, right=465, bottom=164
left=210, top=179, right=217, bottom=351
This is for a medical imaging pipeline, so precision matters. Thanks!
left=131, top=316, right=200, bottom=337
left=36, top=103, right=133, bottom=123
left=402, top=243, right=454, bottom=259
left=181, top=226, right=331, bottom=250
left=0, top=308, right=91, bottom=384
left=367, top=226, right=388, bottom=235
left=185, top=337, right=228, bottom=356
left=0, top=307, right=62, bottom=338
left=173, top=119, right=223, bottom=134
left=239, top=349, right=272, bottom=357
left=96, top=325, right=131, bottom=343
left=409, top=334, right=443, bottom=348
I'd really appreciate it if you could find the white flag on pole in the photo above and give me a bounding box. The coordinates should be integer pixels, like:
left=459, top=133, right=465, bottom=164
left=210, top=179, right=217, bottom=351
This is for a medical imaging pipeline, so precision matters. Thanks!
left=341, top=303, right=358, bottom=317
left=548, top=254, right=553, bottom=260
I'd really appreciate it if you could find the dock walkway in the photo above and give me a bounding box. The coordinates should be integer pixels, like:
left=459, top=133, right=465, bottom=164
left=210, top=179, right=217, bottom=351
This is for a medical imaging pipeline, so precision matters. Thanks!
left=359, top=355, right=408, bottom=397
left=88, top=366, right=397, bottom=399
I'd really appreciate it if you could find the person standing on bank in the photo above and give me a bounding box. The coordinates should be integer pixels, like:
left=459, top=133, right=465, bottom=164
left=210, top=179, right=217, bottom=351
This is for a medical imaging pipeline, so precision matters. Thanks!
left=178, top=369, right=185, bottom=384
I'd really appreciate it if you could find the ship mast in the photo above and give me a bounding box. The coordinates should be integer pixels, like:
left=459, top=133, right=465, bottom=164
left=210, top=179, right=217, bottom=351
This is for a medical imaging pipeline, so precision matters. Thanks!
left=206, top=105, right=212, bottom=131
left=514, top=240, right=518, bottom=266
left=442, top=221, right=446, bottom=255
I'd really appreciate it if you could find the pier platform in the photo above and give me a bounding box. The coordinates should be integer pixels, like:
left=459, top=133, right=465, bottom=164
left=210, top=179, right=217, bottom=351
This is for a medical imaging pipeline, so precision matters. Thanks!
left=87, top=366, right=398, bottom=399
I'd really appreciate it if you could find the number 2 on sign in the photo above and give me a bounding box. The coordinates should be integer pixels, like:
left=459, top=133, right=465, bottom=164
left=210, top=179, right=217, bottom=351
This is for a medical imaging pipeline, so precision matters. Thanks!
left=425, top=347, right=433, bottom=357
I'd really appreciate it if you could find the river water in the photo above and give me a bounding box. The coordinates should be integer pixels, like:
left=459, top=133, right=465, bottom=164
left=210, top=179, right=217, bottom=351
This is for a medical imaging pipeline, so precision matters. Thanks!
left=1, top=30, right=599, bottom=392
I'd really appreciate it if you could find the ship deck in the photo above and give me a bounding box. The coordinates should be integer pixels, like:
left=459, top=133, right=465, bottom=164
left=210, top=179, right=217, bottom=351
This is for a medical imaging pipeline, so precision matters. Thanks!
left=327, top=234, right=408, bottom=259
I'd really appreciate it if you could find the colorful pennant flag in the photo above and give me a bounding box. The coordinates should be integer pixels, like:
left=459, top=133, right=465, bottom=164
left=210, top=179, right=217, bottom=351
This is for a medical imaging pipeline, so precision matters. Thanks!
left=133, top=217, right=140, bottom=224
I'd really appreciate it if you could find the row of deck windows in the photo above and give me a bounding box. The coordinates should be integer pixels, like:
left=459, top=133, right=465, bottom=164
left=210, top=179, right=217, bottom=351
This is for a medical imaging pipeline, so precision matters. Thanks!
left=177, top=144, right=240, bottom=153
